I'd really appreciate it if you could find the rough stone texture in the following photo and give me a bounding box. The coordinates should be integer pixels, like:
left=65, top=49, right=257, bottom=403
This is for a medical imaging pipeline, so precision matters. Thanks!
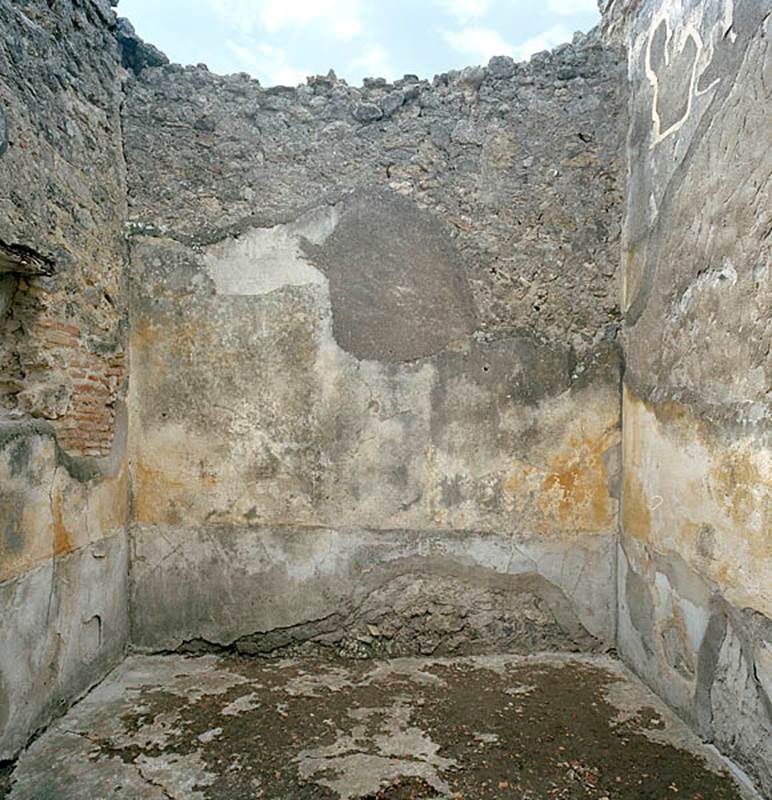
left=122, top=31, right=626, bottom=353
left=0, top=0, right=130, bottom=761
left=0, top=0, right=128, bottom=457
left=2, top=653, right=759, bottom=800
left=617, top=0, right=772, bottom=794
left=599, top=0, right=636, bottom=45
left=114, top=17, right=169, bottom=76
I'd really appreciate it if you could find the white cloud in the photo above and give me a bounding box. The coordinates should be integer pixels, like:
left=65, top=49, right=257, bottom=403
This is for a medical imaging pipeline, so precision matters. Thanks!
left=434, top=0, right=492, bottom=23
left=441, top=26, right=512, bottom=62
left=226, top=40, right=310, bottom=85
left=348, top=45, right=396, bottom=81
left=510, top=24, right=573, bottom=59
left=546, top=0, right=599, bottom=15
left=213, top=0, right=365, bottom=40
left=442, top=22, right=574, bottom=64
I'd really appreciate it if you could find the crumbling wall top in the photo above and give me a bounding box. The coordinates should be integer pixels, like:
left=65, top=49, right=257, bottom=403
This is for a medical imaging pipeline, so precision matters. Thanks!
left=123, top=26, right=627, bottom=353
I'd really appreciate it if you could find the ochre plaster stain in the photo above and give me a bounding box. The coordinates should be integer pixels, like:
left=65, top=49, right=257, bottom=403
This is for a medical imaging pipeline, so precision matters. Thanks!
left=621, top=470, right=652, bottom=543
left=710, top=448, right=766, bottom=530
left=621, top=390, right=654, bottom=544
left=623, top=387, right=771, bottom=615
left=133, top=459, right=188, bottom=525
left=502, top=462, right=536, bottom=513
left=539, top=428, right=619, bottom=533
left=52, top=486, right=73, bottom=557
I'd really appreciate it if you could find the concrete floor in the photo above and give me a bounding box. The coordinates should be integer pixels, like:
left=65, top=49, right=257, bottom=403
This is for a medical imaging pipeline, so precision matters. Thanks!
left=2, top=653, right=759, bottom=800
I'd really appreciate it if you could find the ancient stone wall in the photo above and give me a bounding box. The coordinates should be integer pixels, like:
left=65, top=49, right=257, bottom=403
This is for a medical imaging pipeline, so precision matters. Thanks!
left=122, top=32, right=628, bottom=657
left=2, top=2, right=769, bottom=793
left=617, top=0, right=772, bottom=792
left=0, top=0, right=129, bottom=759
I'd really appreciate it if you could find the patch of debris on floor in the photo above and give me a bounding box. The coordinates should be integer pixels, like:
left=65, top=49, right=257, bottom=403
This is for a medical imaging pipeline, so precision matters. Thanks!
left=2, top=654, right=756, bottom=799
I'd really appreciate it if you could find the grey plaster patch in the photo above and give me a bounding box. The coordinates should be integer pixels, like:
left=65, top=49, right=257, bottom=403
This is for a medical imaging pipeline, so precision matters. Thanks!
left=7, top=732, right=167, bottom=800
left=710, top=616, right=772, bottom=796
left=0, top=672, right=9, bottom=737
left=0, top=274, right=16, bottom=318
left=624, top=559, right=655, bottom=653
left=135, top=751, right=215, bottom=799
left=302, top=190, right=476, bottom=362
left=617, top=540, right=772, bottom=797
left=755, top=640, right=772, bottom=707
left=0, top=105, right=8, bottom=157
left=296, top=697, right=455, bottom=799
left=694, top=607, right=727, bottom=736
left=221, top=692, right=261, bottom=716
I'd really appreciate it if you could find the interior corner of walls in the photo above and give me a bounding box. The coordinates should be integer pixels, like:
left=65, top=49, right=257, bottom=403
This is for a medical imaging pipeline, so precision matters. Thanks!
left=0, top=528, right=129, bottom=760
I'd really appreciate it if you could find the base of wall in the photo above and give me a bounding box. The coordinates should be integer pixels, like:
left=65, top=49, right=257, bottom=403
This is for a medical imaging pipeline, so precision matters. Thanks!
left=129, top=524, right=617, bottom=658
left=617, top=537, right=772, bottom=797
left=4, top=523, right=769, bottom=797
left=0, top=531, right=128, bottom=760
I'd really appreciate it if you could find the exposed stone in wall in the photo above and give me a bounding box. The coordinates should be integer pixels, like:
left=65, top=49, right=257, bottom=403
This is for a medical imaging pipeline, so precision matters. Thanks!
left=230, top=571, right=596, bottom=659
left=114, top=17, right=169, bottom=76
left=618, top=0, right=771, bottom=793
left=0, top=0, right=128, bottom=459
left=123, top=29, right=626, bottom=355
left=599, top=0, right=638, bottom=44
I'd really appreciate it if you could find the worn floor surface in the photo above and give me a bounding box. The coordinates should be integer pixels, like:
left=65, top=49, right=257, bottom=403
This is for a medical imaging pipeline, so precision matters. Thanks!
left=3, top=653, right=758, bottom=800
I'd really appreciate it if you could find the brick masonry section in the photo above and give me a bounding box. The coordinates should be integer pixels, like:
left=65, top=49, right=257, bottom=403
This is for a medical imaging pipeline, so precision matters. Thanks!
left=1, top=277, right=125, bottom=458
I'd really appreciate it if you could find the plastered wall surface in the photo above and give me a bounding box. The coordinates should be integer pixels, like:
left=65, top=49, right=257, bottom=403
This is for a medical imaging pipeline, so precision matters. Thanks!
left=618, top=0, right=772, bottom=792
left=122, top=34, right=628, bottom=657
left=0, top=0, right=130, bottom=759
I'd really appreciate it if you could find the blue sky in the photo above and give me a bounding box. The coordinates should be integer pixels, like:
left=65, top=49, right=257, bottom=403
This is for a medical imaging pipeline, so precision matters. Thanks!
left=118, top=0, right=600, bottom=86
